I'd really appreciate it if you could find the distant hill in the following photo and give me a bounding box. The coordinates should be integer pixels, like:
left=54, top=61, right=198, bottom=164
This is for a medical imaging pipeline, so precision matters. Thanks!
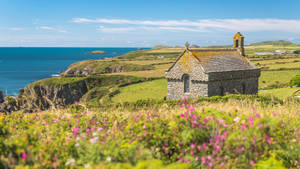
left=250, top=40, right=298, bottom=46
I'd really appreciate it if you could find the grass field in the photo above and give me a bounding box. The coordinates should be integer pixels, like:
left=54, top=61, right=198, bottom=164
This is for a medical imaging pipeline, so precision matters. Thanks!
left=112, top=79, right=167, bottom=103
left=259, top=70, right=300, bottom=89
left=259, top=87, right=300, bottom=100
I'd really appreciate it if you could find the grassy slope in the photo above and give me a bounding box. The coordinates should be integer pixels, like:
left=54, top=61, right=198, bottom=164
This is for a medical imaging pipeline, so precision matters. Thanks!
left=112, top=79, right=167, bottom=103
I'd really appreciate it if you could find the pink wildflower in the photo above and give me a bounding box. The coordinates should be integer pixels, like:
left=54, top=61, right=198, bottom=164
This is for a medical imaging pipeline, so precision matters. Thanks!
left=86, top=128, right=90, bottom=134
left=219, top=119, right=224, bottom=124
left=250, top=160, right=255, bottom=166
left=144, top=131, right=148, bottom=135
left=120, top=126, right=124, bottom=130
left=250, top=106, right=255, bottom=111
left=143, top=125, right=147, bottom=129
left=181, top=96, right=185, bottom=100
left=73, top=127, right=79, bottom=136
left=195, top=157, right=199, bottom=161
left=248, top=117, right=254, bottom=125
left=54, top=156, right=58, bottom=161
left=201, top=156, right=206, bottom=164
left=74, top=101, right=78, bottom=104
left=197, top=145, right=201, bottom=150
left=180, top=113, right=184, bottom=118
left=265, top=135, right=272, bottom=145
left=190, top=143, right=195, bottom=149
left=21, top=152, right=27, bottom=159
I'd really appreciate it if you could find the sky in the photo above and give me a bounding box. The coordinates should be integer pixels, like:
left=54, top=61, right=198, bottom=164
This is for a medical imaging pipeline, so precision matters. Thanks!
left=1, top=0, right=300, bottom=47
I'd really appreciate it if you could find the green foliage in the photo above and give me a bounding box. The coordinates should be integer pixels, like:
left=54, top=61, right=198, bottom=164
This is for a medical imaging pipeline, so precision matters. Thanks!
left=289, top=75, right=300, bottom=87
left=255, top=156, right=286, bottom=169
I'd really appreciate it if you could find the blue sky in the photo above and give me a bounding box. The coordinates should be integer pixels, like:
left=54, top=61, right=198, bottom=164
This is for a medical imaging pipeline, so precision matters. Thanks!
left=1, top=0, right=300, bottom=47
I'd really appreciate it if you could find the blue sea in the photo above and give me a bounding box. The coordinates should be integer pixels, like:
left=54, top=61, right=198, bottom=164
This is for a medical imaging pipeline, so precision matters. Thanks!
left=0, top=47, right=144, bottom=96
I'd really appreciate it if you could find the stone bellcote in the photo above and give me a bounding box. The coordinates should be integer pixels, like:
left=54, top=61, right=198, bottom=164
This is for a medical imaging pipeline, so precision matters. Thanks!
left=233, top=32, right=245, bottom=56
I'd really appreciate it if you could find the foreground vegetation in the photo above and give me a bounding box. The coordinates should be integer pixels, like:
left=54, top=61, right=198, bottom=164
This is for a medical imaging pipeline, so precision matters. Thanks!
left=1, top=96, right=299, bottom=168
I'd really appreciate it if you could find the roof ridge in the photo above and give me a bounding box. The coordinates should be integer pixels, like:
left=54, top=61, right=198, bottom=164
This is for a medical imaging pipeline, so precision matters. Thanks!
left=191, top=48, right=236, bottom=52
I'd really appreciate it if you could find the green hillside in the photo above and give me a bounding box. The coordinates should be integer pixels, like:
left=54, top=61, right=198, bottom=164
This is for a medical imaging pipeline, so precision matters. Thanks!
left=250, top=40, right=298, bottom=46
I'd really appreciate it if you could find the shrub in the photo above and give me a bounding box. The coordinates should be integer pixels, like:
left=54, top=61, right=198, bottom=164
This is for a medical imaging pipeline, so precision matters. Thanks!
left=289, top=75, right=300, bottom=87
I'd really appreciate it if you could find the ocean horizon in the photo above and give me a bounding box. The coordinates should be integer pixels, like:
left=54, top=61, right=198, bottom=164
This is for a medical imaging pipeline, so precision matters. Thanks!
left=0, top=47, right=147, bottom=96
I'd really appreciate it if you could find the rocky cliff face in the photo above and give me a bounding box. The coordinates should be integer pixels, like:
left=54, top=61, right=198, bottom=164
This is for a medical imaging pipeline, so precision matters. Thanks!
left=0, top=75, right=144, bottom=113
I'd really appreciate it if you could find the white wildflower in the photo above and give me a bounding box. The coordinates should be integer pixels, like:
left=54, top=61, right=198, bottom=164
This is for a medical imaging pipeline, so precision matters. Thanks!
left=92, top=132, right=97, bottom=137
left=84, top=163, right=90, bottom=168
left=76, top=137, right=80, bottom=141
left=106, top=157, right=112, bottom=162
left=234, top=117, right=240, bottom=123
left=98, top=127, right=104, bottom=132
left=75, top=143, right=80, bottom=147
left=90, top=137, right=99, bottom=144
left=65, top=158, right=76, bottom=166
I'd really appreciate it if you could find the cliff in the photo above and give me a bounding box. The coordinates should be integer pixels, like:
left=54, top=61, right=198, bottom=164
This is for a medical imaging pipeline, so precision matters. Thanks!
left=0, top=75, right=146, bottom=113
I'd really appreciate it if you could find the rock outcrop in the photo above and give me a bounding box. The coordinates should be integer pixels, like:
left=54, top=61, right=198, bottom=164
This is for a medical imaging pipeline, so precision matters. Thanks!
left=0, top=75, right=145, bottom=113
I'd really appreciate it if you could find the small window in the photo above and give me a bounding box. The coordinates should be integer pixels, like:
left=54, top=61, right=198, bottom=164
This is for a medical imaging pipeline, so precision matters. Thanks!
left=220, top=86, right=224, bottom=96
left=183, top=74, right=190, bottom=93
left=242, top=83, right=246, bottom=94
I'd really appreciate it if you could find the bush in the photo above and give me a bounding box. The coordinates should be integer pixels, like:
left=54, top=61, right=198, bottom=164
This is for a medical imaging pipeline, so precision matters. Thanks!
left=289, top=75, right=300, bottom=87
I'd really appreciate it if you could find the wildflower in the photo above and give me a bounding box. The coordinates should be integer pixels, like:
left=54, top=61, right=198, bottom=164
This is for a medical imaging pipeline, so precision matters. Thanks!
left=54, top=156, right=58, bottom=161
left=250, top=160, right=255, bottom=166
left=65, top=158, right=76, bottom=166
left=74, top=101, right=78, bottom=105
left=98, top=127, right=104, bottom=132
left=190, top=150, right=195, bottom=155
left=248, top=117, right=254, bottom=125
left=272, top=113, right=278, bottom=117
left=197, top=145, right=201, bottom=151
left=234, top=117, right=240, bottom=123
left=86, top=128, right=90, bottom=134
left=75, top=143, right=79, bottom=147
left=250, top=106, right=255, bottom=111
left=265, top=135, right=272, bottom=145
left=201, top=156, right=206, bottom=164
left=190, top=143, right=195, bottom=149
left=195, top=157, right=199, bottom=161
left=73, top=127, right=79, bottom=136
left=84, top=164, right=90, bottom=168
left=181, top=96, right=185, bottom=100
left=143, top=125, right=147, bottom=129
left=21, top=152, right=27, bottom=159
left=219, top=119, right=224, bottom=124
left=106, top=157, right=112, bottom=162
left=90, top=137, right=99, bottom=144
left=180, top=113, right=185, bottom=118
left=120, top=126, right=124, bottom=130
left=144, top=131, right=148, bottom=135
left=92, top=132, right=97, bottom=137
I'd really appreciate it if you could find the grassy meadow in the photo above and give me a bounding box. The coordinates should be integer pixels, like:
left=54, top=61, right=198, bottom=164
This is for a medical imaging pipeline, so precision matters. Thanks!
left=1, top=96, right=299, bottom=168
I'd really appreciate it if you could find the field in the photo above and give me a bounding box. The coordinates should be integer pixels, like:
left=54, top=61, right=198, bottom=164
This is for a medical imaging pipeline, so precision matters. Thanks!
left=1, top=96, right=299, bottom=168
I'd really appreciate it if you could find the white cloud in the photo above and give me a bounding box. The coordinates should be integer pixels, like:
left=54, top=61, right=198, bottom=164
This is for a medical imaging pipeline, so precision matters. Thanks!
left=36, top=26, right=68, bottom=33
left=73, top=18, right=300, bottom=33
left=9, top=27, right=24, bottom=31
left=98, top=26, right=136, bottom=33
left=98, top=26, right=207, bottom=33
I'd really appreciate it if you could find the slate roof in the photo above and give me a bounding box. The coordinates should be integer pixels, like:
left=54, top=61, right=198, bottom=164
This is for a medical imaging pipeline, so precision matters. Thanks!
left=191, top=49, right=256, bottom=72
